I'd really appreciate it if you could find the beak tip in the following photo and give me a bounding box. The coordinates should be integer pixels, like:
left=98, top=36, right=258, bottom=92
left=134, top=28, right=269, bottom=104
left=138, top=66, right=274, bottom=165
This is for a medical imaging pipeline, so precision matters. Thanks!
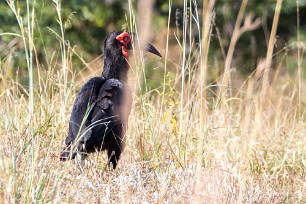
left=147, top=44, right=162, bottom=58
left=156, top=53, right=162, bottom=58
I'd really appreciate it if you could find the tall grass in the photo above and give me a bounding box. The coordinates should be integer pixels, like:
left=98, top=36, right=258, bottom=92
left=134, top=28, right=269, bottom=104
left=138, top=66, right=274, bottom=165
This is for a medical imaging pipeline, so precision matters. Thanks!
left=0, top=0, right=305, bottom=203
left=196, top=0, right=215, bottom=201
left=260, top=0, right=282, bottom=108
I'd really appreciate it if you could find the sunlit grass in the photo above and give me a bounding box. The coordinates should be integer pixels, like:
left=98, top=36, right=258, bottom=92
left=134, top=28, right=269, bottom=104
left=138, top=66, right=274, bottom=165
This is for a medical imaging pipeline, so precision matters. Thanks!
left=0, top=0, right=305, bottom=203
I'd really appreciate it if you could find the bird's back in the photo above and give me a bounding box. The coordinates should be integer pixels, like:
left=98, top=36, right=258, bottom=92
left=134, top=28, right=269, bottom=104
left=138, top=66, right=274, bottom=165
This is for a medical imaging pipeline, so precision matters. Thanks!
left=65, top=77, right=106, bottom=146
left=61, top=77, right=131, bottom=164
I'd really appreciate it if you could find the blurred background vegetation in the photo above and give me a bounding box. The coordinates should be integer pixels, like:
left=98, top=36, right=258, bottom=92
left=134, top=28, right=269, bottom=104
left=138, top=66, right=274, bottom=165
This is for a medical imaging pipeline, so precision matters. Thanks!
left=0, top=0, right=305, bottom=88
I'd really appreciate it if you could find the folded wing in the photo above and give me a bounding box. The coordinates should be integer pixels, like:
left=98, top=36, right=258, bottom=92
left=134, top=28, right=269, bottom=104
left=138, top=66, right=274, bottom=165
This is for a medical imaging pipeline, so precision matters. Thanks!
left=60, top=77, right=125, bottom=160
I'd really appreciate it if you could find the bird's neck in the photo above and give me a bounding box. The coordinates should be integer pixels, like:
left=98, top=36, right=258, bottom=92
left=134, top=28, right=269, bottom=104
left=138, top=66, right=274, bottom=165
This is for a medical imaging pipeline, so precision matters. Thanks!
left=102, top=57, right=128, bottom=81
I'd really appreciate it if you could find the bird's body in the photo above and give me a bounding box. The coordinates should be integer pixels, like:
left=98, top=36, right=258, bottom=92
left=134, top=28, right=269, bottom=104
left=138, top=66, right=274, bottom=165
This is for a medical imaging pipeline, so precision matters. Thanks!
left=61, top=76, right=132, bottom=168
left=60, top=31, right=161, bottom=169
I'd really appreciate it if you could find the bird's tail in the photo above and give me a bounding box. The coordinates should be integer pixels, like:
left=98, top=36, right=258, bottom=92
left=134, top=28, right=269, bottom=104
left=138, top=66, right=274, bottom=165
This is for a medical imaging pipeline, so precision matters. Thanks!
left=59, top=144, right=81, bottom=161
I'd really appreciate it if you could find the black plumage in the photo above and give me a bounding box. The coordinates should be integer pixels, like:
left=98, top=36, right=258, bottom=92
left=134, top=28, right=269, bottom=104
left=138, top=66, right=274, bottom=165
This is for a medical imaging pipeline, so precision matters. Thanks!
left=60, top=31, right=161, bottom=169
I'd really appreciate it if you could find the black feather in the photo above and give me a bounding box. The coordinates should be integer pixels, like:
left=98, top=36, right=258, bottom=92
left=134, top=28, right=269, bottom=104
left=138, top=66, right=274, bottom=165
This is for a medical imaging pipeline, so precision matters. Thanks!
left=60, top=30, right=160, bottom=169
left=60, top=31, right=132, bottom=169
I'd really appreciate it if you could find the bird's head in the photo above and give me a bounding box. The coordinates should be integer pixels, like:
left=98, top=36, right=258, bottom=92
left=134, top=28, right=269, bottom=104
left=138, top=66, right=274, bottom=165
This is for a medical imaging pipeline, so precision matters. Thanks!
left=103, top=31, right=162, bottom=79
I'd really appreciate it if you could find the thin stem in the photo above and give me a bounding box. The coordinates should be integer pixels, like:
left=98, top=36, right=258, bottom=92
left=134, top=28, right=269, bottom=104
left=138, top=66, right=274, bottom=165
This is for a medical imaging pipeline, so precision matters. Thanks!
left=53, top=0, right=68, bottom=112
left=296, top=0, right=301, bottom=114
left=220, top=0, right=248, bottom=106
left=196, top=0, right=215, bottom=202
left=160, top=0, right=172, bottom=118
left=260, top=0, right=283, bottom=108
left=179, top=0, right=187, bottom=154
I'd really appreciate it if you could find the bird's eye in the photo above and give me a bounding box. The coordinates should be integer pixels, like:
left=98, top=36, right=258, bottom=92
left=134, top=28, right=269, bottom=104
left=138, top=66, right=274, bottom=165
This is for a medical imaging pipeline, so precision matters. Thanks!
left=123, top=36, right=129, bottom=42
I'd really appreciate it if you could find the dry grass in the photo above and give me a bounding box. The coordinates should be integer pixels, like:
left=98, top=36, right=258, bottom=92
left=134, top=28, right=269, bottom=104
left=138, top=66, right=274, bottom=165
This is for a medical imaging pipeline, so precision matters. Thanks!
left=1, top=0, right=306, bottom=203
left=1, top=79, right=305, bottom=203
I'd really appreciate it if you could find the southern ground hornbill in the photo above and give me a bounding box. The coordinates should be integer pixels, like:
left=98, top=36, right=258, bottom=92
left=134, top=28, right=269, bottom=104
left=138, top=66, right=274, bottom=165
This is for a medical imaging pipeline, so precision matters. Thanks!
left=60, top=31, right=161, bottom=169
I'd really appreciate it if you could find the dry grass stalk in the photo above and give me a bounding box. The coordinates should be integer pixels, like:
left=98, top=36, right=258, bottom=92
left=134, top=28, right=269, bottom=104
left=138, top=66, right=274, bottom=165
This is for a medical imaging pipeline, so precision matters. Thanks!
left=260, top=0, right=283, bottom=108
left=196, top=0, right=215, bottom=202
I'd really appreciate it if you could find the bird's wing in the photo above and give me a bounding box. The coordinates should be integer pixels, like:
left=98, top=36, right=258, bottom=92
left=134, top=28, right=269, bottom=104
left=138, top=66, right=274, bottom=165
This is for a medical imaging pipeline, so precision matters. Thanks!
left=65, top=77, right=105, bottom=145
left=82, top=78, right=124, bottom=145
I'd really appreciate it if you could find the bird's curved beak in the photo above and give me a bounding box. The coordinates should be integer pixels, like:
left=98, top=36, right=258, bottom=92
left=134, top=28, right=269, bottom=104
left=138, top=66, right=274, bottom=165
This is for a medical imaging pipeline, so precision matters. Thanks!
left=128, top=32, right=162, bottom=58
left=146, top=43, right=162, bottom=57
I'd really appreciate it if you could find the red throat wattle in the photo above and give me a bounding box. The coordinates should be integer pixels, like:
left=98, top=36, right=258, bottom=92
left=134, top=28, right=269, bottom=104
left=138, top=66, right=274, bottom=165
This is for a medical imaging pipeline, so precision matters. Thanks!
left=122, top=46, right=128, bottom=59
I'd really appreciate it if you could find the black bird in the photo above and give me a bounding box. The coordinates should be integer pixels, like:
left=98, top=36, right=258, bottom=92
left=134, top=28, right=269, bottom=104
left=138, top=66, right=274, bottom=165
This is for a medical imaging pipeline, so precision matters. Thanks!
left=60, top=31, right=162, bottom=169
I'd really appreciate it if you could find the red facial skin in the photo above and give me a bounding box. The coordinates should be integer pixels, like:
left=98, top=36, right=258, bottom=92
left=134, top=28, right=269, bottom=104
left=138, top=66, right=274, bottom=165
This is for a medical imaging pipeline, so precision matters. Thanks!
left=116, top=32, right=131, bottom=59
left=121, top=46, right=128, bottom=59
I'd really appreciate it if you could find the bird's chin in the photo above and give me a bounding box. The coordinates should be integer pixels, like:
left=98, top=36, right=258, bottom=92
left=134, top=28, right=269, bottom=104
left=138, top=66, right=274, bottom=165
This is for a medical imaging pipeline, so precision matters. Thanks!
left=122, top=46, right=128, bottom=58
left=124, top=57, right=130, bottom=69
